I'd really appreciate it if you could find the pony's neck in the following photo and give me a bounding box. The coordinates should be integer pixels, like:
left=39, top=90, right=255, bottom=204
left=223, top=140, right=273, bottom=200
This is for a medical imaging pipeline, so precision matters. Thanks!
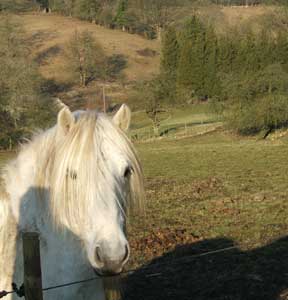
left=3, top=128, right=57, bottom=231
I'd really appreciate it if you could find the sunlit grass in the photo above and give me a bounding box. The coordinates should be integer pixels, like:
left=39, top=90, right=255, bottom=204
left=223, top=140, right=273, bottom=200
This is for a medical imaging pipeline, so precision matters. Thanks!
left=129, top=131, right=288, bottom=251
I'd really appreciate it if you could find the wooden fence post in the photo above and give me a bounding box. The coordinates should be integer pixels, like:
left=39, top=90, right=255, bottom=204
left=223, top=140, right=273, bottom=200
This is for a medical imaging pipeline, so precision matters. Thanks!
left=22, top=232, right=44, bottom=300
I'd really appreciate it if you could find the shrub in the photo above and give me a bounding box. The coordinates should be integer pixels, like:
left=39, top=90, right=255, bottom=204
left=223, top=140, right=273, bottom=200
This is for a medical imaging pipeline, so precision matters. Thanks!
left=226, top=95, right=288, bottom=135
left=105, top=54, right=127, bottom=79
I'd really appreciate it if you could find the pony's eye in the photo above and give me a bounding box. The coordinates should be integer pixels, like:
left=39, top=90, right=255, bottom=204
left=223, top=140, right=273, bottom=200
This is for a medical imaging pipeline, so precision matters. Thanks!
left=124, top=166, right=132, bottom=178
left=66, top=169, right=77, bottom=180
left=70, top=171, right=77, bottom=180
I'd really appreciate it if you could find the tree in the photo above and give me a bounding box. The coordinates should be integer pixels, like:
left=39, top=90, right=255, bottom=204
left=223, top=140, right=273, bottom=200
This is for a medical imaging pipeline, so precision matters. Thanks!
left=0, top=16, right=55, bottom=149
left=134, top=76, right=170, bottom=135
left=256, top=29, right=274, bottom=70
left=242, top=30, right=258, bottom=73
left=49, top=0, right=65, bottom=12
left=176, top=16, right=207, bottom=101
left=275, top=30, right=288, bottom=72
left=64, top=30, right=105, bottom=86
left=218, top=34, right=239, bottom=74
left=37, top=0, right=49, bottom=9
left=0, top=17, right=39, bottom=128
left=161, top=26, right=179, bottom=80
left=203, top=25, right=219, bottom=98
left=73, top=0, right=101, bottom=21
left=225, top=94, right=288, bottom=136
left=136, top=0, right=178, bottom=39
left=160, top=26, right=179, bottom=101
left=114, top=0, right=128, bottom=30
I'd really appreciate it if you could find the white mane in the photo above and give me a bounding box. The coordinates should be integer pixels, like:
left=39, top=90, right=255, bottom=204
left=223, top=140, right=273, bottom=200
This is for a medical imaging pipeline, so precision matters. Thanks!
left=2, top=110, right=144, bottom=233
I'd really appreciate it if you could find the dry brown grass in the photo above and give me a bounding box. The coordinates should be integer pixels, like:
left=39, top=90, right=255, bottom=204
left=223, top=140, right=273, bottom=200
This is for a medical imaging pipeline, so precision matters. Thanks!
left=17, top=14, right=160, bottom=83
left=198, top=5, right=276, bottom=34
left=18, top=6, right=277, bottom=86
left=220, top=5, right=275, bottom=24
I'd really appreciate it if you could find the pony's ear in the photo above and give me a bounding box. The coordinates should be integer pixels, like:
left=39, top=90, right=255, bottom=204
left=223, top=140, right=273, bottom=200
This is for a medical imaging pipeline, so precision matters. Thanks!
left=57, top=106, right=75, bottom=135
left=112, top=104, right=131, bottom=132
left=54, top=98, right=67, bottom=110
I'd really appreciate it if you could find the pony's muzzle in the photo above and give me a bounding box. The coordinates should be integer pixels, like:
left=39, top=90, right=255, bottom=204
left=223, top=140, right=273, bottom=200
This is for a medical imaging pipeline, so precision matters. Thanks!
left=94, top=244, right=130, bottom=275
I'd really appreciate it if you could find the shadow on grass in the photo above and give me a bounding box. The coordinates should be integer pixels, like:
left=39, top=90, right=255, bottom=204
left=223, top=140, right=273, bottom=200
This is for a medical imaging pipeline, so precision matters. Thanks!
left=123, top=237, right=288, bottom=300
left=40, top=78, right=74, bottom=95
left=35, top=45, right=62, bottom=65
left=160, top=127, right=177, bottom=136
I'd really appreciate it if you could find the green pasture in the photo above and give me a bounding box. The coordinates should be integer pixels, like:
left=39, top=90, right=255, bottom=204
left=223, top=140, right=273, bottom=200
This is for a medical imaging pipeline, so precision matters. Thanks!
left=1, top=126, right=288, bottom=264
left=126, top=130, right=288, bottom=300
left=129, top=104, right=218, bottom=139
left=130, top=131, right=288, bottom=252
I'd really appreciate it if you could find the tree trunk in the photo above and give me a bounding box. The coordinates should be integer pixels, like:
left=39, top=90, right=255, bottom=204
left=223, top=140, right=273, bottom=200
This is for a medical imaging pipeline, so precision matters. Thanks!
left=263, top=127, right=273, bottom=139
left=152, top=115, right=160, bottom=136
left=156, top=25, right=162, bottom=41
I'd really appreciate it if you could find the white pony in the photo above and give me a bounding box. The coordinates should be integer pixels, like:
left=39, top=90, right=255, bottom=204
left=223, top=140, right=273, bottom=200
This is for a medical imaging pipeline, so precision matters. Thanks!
left=0, top=103, right=144, bottom=300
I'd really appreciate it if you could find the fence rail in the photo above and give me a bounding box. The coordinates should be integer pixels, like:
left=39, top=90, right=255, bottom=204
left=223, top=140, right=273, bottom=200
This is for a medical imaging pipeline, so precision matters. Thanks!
left=129, top=121, right=222, bottom=142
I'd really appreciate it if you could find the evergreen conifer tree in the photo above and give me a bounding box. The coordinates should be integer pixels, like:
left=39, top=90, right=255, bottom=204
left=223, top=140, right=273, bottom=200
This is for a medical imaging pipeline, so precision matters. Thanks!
left=275, top=31, right=288, bottom=72
left=161, top=26, right=179, bottom=80
left=114, top=0, right=129, bottom=29
left=160, top=26, right=179, bottom=101
left=73, top=0, right=100, bottom=21
left=256, top=29, right=274, bottom=70
left=176, top=16, right=206, bottom=101
left=204, top=25, right=219, bottom=98
left=242, top=30, right=258, bottom=73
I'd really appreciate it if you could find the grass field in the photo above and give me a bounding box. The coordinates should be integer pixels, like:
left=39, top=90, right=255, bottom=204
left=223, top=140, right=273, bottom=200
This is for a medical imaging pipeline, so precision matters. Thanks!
left=132, top=132, right=288, bottom=242
left=125, top=130, right=288, bottom=300
left=1, top=126, right=288, bottom=299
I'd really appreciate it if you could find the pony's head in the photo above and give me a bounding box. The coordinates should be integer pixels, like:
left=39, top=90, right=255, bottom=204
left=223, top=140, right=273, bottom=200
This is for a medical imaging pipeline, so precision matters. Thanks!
left=37, top=104, right=144, bottom=275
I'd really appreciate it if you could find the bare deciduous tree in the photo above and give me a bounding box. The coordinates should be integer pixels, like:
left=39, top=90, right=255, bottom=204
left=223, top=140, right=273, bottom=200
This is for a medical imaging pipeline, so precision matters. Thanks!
left=65, top=29, right=105, bottom=86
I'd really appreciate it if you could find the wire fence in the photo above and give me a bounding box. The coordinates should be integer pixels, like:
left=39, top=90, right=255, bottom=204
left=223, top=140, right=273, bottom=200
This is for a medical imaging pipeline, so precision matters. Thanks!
left=0, top=244, right=239, bottom=299
left=2, top=229, right=288, bottom=299
left=129, top=121, right=222, bottom=142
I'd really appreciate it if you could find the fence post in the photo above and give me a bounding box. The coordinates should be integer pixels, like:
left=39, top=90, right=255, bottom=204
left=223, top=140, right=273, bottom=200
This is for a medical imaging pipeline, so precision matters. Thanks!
left=22, top=232, right=44, bottom=300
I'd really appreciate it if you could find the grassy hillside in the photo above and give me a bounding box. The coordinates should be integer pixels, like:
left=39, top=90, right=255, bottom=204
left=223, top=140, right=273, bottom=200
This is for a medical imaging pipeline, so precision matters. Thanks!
left=198, top=5, right=277, bottom=33
left=12, top=5, right=285, bottom=109
left=19, top=14, right=160, bottom=83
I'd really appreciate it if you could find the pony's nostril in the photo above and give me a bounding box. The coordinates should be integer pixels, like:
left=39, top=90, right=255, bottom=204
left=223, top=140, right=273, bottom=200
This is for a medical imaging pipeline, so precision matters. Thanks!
left=95, top=246, right=103, bottom=264
left=122, top=245, right=130, bottom=263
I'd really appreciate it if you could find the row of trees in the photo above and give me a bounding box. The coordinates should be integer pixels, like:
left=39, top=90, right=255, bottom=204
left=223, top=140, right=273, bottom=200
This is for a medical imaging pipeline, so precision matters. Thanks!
left=38, top=0, right=182, bottom=39
left=1, top=0, right=173, bottom=40
left=3, top=0, right=288, bottom=13
left=143, top=15, right=288, bottom=135
left=211, top=0, right=285, bottom=6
